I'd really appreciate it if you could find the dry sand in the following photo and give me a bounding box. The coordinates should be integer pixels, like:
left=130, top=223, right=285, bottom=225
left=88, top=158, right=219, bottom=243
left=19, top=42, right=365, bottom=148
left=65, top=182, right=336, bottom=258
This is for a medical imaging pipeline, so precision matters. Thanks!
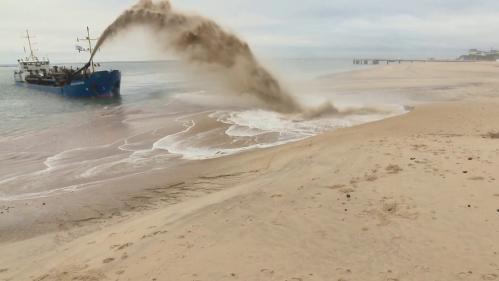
left=1, top=62, right=499, bottom=281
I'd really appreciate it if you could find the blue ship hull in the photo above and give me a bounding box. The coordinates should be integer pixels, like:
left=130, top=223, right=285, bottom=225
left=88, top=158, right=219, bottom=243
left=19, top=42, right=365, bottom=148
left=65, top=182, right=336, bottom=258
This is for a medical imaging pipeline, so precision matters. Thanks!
left=16, top=70, right=121, bottom=98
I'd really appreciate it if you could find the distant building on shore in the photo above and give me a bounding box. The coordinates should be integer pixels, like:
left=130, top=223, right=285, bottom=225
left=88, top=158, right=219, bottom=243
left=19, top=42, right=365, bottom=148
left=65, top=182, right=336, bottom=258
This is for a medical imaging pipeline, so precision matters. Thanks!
left=459, top=48, right=499, bottom=61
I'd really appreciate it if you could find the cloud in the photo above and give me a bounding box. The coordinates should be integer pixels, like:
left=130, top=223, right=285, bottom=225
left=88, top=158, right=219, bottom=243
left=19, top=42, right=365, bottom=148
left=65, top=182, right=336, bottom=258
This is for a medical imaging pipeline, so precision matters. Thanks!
left=1, top=0, right=499, bottom=63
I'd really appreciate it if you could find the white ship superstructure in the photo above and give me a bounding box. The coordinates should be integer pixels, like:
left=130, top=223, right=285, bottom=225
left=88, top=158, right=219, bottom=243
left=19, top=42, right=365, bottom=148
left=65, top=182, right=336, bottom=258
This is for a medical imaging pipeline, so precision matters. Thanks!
left=14, top=30, right=51, bottom=83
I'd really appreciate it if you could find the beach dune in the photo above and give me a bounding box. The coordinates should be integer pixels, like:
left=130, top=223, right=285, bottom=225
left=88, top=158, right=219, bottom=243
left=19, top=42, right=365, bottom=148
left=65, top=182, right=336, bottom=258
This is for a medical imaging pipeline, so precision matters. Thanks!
left=1, top=62, right=499, bottom=281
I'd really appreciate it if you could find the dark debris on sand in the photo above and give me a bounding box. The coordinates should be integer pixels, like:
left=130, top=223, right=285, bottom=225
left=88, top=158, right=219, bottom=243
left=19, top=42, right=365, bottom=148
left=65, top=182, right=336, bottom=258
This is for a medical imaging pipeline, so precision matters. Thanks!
left=485, top=131, right=499, bottom=139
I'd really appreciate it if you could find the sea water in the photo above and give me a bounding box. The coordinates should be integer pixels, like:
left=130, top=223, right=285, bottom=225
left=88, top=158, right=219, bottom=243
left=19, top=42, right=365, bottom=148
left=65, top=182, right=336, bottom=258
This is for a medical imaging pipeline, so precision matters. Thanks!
left=0, top=59, right=394, bottom=200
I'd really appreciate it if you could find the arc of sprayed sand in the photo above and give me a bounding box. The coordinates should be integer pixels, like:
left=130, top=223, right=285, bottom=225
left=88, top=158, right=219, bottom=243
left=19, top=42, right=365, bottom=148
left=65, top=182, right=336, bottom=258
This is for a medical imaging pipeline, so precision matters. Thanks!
left=90, top=0, right=310, bottom=114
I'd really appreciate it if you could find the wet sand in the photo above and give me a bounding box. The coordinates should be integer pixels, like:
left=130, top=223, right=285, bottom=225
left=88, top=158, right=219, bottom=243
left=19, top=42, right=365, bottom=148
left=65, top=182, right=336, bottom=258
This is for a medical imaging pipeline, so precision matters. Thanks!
left=1, top=62, right=499, bottom=280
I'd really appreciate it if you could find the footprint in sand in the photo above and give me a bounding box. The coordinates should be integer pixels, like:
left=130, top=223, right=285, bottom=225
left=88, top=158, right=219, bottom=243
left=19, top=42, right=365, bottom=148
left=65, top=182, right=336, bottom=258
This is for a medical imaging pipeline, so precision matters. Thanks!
left=339, top=187, right=355, bottom=194
left=457, top=271, right=473, bottom=279
left=383, top=201, right=398, bottom=214
left=121, top=252, right=129, bottom=260
left=110, top=242, right=134, bottom=251
left=485, top=132, right=499, bottom=139
left=482, top=273, right=498, bottom=280
left=386, top=164, right=403, bottom=174
left=327, top=184, right=346, bottom=190
left=102, top=257, right=115, bottom=264
left=260, top=268, right=274, bottom=277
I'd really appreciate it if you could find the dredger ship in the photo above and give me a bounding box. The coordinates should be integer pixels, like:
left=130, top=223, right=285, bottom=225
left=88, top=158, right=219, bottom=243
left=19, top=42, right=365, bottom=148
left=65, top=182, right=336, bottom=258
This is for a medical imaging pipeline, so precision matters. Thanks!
left=13, top=28, right=121, bottom=98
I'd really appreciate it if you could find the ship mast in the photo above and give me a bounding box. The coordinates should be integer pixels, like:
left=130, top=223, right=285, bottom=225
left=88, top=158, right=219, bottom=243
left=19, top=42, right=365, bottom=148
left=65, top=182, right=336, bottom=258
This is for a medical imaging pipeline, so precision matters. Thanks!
left=77, top=26, right=98, bottom=72
left=24, top=30, right=35, bottom=60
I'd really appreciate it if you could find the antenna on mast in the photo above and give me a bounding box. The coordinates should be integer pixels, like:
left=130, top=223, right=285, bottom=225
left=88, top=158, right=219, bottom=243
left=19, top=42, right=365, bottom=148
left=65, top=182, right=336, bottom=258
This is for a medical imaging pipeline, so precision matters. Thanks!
left=77, top=26, right=98, bottom=72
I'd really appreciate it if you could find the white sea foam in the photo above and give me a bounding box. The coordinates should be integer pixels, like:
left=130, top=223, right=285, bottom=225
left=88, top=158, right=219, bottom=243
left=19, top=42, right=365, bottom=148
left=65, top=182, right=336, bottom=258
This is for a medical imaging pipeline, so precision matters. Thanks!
left=43, top=140, right=123, bottom=170
left=214, top=109, right=348, bottom=137
left=151, top=106, right=407, bottom=160
left=0, top=105, right=407, bottom=201
left=150, top=110, right=347, bottom=160
left=152, top=120, right=196, bottom=151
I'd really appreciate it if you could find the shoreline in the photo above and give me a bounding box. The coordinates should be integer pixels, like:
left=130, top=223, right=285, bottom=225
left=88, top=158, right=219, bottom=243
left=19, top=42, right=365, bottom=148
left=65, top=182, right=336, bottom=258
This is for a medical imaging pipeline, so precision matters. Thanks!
left=1, top=62, right=499, bottom=280
left=0, top=107, right=402, bottom=243
left=0, top=63, right=406, bottom=242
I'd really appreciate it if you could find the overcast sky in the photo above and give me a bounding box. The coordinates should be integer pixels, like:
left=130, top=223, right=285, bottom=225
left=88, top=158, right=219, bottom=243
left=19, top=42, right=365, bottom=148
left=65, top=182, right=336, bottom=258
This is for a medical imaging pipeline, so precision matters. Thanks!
left=1, top=0, right=499, bottom=64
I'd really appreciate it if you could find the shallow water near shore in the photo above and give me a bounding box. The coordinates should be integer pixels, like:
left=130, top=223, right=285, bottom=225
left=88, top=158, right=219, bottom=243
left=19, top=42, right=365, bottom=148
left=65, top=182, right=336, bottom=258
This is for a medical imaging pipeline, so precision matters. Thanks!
left=0, top=59, right=403, bottom=200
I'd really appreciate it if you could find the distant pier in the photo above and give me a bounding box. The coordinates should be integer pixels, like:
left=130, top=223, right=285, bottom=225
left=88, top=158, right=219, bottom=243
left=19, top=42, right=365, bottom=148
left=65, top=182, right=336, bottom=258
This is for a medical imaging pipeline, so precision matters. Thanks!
left=353, top=58, right=472, bottom=65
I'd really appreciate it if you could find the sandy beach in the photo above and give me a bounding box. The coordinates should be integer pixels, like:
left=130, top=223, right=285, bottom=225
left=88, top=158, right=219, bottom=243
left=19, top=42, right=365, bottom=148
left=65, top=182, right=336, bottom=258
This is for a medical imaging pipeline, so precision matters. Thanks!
left=1, top=62, right=499, bottom=281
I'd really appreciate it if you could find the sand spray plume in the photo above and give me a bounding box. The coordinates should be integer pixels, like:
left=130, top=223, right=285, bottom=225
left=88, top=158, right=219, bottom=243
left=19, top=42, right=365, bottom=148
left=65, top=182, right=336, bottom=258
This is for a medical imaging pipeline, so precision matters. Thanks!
left=91, top=0, right=339, bottom=116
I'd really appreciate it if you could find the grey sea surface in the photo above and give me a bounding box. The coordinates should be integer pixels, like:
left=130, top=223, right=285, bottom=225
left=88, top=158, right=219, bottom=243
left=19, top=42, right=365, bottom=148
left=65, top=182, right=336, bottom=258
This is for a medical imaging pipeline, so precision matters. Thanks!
left=0, top=59, right=376, bottom=200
